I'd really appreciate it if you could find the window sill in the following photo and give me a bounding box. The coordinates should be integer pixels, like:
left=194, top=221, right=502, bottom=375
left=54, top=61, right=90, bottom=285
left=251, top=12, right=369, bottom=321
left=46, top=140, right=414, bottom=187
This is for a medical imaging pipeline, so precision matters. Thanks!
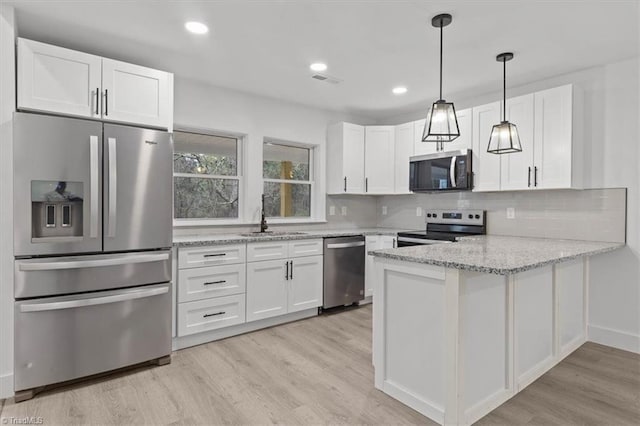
left=265, top=218, right=328, bottom=225
left=173, top=218, right=328, bottom=228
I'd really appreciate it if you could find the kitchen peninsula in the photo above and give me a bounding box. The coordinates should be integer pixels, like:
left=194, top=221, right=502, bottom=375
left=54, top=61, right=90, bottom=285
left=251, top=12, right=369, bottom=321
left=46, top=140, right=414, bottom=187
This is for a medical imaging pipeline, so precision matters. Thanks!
left=369, top=236, right=623, bottom=426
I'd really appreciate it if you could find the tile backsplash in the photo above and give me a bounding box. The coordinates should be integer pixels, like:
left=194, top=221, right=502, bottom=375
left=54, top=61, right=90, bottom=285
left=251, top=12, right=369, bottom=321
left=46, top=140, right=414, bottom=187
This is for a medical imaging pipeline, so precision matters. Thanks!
left=376, top=188, right=627, bottom=243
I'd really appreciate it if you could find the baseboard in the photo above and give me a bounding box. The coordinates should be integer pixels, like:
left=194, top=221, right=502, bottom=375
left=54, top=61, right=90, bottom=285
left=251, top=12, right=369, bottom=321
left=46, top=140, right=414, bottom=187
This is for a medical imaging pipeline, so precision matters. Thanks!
left=588, top=324, right=640, bottom=354
left=0, top=372, right=13, bottom=400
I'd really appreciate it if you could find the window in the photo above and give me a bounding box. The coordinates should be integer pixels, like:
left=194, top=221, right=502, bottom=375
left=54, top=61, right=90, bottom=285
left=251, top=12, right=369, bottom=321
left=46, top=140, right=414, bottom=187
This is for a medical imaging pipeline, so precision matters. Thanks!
left=173, top=130, right=241, bottom=221
left=263, top=141, right=313, bottom=218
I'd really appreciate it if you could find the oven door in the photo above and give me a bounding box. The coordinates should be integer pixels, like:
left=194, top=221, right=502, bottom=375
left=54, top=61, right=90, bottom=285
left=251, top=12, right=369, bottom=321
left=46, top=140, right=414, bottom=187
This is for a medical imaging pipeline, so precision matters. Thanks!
left=409, top=150, right=471, bottom=192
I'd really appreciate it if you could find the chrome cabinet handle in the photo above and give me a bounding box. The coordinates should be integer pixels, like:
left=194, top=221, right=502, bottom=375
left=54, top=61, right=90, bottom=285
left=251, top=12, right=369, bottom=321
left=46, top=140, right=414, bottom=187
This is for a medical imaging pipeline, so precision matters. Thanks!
left=203, top=253, right=226, bottom=257
left=104, top=89, right=108, bottom=115
left=203, top=280, right=226, bottom=286
left=289, top=260, right=293, bottom=280
left=107, top=137, right=117, bottom=238
left=89, top=135, right=99, bottom=238
left=344, top=176, right=347, bottom=192
left=203, top=311, right=225, bottom=318
left=20, top=286, right=168, bottom=312
left=534, top=166, right=538, bottom=187
left=18, top=252, right=170, bottom=271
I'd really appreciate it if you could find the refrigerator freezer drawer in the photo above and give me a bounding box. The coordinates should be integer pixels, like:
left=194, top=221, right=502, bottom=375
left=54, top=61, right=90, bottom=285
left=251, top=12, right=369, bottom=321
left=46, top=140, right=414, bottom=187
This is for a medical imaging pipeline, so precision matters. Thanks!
left=15, top=250, right=171, bottom=299
left=14, top=283, right=171, bottom=392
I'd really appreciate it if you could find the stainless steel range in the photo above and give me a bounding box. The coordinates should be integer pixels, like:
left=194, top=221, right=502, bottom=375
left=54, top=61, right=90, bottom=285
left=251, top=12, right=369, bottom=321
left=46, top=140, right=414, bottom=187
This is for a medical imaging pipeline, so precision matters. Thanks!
left=13, top=112, right=173, bottom=401
left=397, top=209, right=486, bottom=247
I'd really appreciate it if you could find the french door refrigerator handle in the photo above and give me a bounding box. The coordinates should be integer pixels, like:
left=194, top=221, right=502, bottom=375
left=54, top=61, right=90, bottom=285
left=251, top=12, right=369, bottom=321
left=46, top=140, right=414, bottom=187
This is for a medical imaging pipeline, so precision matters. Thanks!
left=19, top=286, right=168, bottom=313
left=89, top=135, right=99, bottom=238
left=449, top=156, right=457, bottom=188
left=18, top=252, right=170, bottom=271
left=107, top=137, right=117, bottom=238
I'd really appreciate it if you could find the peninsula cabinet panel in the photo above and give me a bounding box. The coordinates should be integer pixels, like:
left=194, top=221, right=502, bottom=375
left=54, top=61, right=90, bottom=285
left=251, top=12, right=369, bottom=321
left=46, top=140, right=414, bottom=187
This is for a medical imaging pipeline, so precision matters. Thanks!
left=556, top=258, right=585, bottom=353
left=18, top=38, right=102, bottom=118
left=514, top=265, right=554, bottom=390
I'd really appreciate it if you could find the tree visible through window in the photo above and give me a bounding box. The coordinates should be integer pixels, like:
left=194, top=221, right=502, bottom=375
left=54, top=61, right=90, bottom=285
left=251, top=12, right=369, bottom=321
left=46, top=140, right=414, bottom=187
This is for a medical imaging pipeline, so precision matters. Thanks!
left=174, top=131, right=240, bottom=220
left=263, top=141, right=312, bottom=218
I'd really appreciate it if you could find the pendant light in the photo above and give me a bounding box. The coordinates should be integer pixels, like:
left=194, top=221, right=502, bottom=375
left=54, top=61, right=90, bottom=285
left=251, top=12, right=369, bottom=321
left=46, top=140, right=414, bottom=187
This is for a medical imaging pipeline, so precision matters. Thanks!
left=487, top=52, right=522, bottom=154
left=422, top=13, right=460, bottom=150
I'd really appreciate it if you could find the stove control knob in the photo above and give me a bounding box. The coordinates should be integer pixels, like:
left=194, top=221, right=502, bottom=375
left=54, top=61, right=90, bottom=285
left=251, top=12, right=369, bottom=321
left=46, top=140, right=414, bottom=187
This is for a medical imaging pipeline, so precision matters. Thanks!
left=475, top=214, right=480, bottom=219
left=427, top=213, right=432, bottom=218
left=433, top=213, right=438, bottom=218
left=468, top=214, right=473, bottom=219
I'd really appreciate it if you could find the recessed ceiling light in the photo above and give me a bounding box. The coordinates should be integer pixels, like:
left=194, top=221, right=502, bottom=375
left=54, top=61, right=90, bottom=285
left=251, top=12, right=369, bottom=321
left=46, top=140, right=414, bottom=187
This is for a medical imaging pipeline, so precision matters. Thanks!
left=310, top=63, right=327, bottom=72
left=392, top=86, right=408, bottom=95
left=185, top=21, right=209, bottom=34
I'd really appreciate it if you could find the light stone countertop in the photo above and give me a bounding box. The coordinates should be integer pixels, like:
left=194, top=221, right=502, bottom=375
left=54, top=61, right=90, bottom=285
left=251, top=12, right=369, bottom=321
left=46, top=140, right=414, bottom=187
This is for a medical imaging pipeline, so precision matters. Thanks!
left=173, top=228, right=403, bottom=247
left=369, top=235, right=624, bottom=275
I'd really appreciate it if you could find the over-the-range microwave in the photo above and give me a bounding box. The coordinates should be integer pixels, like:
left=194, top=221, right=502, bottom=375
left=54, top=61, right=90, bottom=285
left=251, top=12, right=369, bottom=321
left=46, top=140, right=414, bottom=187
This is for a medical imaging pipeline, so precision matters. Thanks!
left=409, top=149, right=473, bottom=192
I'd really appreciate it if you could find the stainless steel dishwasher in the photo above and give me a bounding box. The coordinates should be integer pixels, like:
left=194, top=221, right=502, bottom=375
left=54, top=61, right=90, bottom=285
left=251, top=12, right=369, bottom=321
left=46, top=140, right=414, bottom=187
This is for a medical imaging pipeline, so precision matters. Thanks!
left=323, top=236, right=365, bottom=309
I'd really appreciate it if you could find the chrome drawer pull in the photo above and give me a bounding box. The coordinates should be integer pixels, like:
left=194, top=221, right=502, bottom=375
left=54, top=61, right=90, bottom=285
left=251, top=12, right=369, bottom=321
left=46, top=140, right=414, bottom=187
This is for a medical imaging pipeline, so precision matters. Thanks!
left=203, top=280, right=226, bottom=286
left=203, top=311, right=226, bottom=318
left=203, top=253, right=226, bottom=257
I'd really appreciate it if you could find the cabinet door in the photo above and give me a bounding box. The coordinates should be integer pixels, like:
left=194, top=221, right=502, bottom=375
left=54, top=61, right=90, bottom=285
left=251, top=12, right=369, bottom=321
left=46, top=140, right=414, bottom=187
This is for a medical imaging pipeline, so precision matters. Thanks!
left=18, top=38, right=101, bottom=118
left=394, top=122, right=414, bottom=193
left=380, top=235, right=397, bottom=249
left=342, top=123, right=366, bottom=193
left=101, top=58, right=172, bottom=129
left=413, top=119, right=438, bottom=156
left=288, top=255, right=323, bottom=313
left=364, top=236, right=380, bottom=297
left=365, top=126, right=396, bottom=194
left=246, top=259, right=289, bottom=321
left=501, top=94, right=535, bottom=191
left=534, top=85, right=573, bottom=189
left=447, top=108, right=472, bottom=152
left=472, top=101, right=502, bottom=192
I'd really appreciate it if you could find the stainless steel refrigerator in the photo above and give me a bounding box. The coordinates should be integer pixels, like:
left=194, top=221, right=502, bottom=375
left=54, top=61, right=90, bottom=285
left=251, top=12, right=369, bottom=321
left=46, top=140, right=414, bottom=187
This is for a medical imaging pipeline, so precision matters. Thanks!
left=12, top=112, right=173, bottom=401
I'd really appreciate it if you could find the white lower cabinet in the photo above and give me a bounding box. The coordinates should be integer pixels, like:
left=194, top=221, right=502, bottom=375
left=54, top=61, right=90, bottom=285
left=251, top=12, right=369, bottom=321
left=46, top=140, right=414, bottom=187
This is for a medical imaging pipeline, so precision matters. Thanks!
left=178, top=294, right=246, bottom=336
left=178, top=263, right=246, bottom=303
left=365, top=235, right=396, bottom=297
left=246, top=259, right=289, bottom=321
left=288, top=255, right=323, bottom=313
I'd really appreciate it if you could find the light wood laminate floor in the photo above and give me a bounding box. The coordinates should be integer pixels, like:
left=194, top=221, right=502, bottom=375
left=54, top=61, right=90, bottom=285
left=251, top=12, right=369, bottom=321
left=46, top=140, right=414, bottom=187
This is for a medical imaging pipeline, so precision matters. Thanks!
left=1, top=305, right=639, bottom=425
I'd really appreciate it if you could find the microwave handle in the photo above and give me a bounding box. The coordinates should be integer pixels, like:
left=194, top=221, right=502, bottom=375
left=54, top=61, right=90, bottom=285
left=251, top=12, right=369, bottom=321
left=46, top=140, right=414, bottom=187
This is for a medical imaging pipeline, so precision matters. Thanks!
left=450, top=156, right=457, bottom=188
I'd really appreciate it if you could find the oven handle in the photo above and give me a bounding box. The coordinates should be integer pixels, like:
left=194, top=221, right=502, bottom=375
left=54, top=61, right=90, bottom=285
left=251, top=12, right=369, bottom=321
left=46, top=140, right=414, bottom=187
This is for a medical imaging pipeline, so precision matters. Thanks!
left=19, top=286, right=168, bottom=312
left=450, top=156, right=457, bottom=188
left=18, top=252, right=170, bottom=271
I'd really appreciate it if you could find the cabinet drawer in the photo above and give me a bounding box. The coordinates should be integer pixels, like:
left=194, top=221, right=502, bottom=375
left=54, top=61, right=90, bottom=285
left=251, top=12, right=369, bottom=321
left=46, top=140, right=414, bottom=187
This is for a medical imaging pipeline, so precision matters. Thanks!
left=288, top=239, right=323, bottom=258
left=178, top=294, right=245, bottom=336
left=178, top=263, right=246, bottom=303
left=178, top=244, right=246, bottom=269
left=247, top=241, right=289, bottom=262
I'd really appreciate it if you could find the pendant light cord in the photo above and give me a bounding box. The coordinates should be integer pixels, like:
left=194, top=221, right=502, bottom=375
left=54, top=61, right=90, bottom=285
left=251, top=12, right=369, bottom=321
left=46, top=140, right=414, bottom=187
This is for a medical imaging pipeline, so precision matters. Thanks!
left=503, top=58, right=506, bottom=121
left=439, top=21, right=443, bottom=100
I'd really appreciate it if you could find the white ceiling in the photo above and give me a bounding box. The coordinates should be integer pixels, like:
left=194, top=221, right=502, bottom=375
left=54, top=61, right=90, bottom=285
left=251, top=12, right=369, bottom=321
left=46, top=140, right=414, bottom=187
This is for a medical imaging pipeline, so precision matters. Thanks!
left=8, top=0, right=640, bottom=120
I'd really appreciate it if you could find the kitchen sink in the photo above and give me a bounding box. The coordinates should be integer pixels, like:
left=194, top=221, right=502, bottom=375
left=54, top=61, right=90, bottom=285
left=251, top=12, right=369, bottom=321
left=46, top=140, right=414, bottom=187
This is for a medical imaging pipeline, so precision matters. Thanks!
left=238, top=231, right=307, bottom=237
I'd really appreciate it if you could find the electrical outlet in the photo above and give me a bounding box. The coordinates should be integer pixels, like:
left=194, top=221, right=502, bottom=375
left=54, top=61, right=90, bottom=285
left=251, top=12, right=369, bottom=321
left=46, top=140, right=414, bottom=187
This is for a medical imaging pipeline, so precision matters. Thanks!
left=416, top=206, right=423, bottom=217
left=382, top=206, right=388, bottom=215
left=329, top=206, right=336, bottom=216
left=341, top=206, right=347, bottom=216
left=507, top=207, right=515, bottom=219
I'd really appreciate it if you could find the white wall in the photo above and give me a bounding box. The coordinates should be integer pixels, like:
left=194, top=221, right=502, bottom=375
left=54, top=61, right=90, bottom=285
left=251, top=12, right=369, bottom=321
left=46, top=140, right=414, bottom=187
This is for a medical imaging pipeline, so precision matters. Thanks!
left=173, top=77, right=377, bottom=232
left=0, top=4, right=15, bottom=399
left=387, top=57, right=640, bottom=353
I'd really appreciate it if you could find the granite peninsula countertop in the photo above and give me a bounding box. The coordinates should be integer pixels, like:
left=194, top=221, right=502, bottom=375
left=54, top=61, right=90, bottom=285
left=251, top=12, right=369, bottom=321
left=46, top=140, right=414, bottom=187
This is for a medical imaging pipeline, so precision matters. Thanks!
left=369, top=235, right=624, bottom=275
left=173, top=228, right=402, bottom=247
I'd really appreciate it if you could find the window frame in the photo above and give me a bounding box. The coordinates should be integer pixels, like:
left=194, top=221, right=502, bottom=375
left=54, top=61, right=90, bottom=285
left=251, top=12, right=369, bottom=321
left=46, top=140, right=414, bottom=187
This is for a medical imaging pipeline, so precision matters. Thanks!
left=262, top=138, right=317, bottom=223
left=172, top=126, right=246, bottom=227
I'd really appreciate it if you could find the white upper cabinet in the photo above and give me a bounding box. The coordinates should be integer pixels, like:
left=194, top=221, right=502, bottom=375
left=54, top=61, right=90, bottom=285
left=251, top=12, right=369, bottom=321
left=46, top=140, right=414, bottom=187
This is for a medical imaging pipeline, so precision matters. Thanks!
left=533, top=85, right=574, bottom=189
left=365, top=126, right=396, bottom=194
left=18, top=39, right=102, bottom=118
left=101, top=58, right=172, bottom=129
left=472, top=101, right=502, bottom=192
left=394, top=122, right=414, bottom=193
left=500, top=94, right=535, bottom=191
left=17, top=38, right=173, bottom=130
left=327, top=122, right=366, bottom=194
left=413, top=118, right=438, bottom=156
left=450, top=107, right=473, bottom=152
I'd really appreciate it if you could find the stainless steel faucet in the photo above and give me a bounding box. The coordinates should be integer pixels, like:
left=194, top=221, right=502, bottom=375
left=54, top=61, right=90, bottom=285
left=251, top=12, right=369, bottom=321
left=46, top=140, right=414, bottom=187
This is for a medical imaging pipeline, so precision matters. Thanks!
left=260, top=194, right=269, bottom=233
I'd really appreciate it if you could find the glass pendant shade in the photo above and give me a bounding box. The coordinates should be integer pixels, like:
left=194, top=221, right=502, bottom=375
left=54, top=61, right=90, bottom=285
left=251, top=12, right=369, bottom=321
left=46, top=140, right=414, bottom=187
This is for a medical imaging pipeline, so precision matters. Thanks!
left=422, top=100, right=460, bottom=142
left=487, top=121, right=522, bottom=154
